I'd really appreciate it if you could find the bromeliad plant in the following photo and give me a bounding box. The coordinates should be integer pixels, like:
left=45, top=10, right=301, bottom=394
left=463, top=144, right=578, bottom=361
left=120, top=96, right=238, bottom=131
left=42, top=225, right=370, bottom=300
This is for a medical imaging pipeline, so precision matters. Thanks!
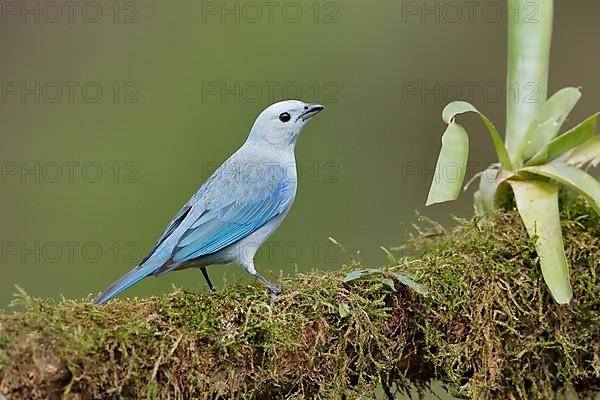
left=426, top=0, right=600, bottom=304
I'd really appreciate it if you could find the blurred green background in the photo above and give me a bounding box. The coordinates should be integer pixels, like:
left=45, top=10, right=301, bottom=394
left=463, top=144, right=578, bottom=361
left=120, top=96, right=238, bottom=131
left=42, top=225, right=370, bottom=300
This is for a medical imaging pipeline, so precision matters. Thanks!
left=1, top=0, right=599, bottom=309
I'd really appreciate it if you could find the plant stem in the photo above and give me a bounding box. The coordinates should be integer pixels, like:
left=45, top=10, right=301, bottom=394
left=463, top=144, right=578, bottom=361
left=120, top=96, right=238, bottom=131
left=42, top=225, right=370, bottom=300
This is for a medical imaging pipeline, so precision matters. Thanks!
left=505, top=0, right=553, bottom=163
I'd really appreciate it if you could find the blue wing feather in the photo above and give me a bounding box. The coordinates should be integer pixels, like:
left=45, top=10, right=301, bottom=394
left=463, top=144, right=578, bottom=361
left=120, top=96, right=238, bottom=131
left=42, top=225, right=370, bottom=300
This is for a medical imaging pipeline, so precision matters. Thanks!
left=172, top=179, right=290, bottom=262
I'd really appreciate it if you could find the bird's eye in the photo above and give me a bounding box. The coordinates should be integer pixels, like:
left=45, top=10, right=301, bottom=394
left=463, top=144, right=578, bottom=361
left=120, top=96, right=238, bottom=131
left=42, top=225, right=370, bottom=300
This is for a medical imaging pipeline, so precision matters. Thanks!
left=278, top=112, right=291, bottom=123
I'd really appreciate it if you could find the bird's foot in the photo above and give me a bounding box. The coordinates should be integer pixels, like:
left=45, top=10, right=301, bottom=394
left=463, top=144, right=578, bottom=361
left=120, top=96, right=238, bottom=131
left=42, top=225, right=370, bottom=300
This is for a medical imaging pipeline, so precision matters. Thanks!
left=200, top=267, right=217, bottom=293
left=255, top=272, right=281, bottom=307
left=268, top=283, right=281, bottom=307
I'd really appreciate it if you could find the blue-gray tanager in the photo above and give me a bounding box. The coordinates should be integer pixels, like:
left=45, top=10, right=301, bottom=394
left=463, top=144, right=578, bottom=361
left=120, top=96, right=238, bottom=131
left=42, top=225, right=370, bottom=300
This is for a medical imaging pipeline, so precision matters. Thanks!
left=95, top=100, right=324, bottom=305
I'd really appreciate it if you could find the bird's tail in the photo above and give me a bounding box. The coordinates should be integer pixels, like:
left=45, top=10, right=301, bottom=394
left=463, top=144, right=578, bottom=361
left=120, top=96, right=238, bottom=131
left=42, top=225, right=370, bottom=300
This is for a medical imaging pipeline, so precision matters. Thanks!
left=94, top=263, right=156, bottom=304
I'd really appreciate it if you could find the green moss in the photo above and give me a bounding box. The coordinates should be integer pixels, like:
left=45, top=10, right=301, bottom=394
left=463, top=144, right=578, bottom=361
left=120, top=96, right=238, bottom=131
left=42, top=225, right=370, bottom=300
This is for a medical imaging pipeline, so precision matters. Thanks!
left=403, top=194, right=600, bottom=399
left=1, top=197, right=599, bottom=399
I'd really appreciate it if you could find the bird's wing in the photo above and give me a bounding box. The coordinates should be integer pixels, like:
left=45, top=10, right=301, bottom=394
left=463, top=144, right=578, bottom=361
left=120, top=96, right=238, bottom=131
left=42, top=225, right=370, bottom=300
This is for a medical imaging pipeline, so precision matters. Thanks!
left=138, top=201, right=193, bottom=265
left=171, top=177, right=293, bottom=263
left=142, top=159, right=295, bottom=275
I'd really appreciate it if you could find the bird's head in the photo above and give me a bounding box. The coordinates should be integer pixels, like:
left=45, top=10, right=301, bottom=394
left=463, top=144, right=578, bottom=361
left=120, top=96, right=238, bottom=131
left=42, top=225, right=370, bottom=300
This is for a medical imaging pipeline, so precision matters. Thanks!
left=247, top=100, right=325, bottom=148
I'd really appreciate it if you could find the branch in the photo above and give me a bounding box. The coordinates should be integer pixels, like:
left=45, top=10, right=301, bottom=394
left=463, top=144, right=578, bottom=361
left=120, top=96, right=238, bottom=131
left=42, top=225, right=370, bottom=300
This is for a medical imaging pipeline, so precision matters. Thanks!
left=1, top=199, right=599, bottom=399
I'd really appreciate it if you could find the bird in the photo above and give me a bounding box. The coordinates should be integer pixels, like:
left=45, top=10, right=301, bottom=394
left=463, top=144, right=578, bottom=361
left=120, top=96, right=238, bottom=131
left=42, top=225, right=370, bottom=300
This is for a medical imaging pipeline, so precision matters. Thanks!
left=94, top=100, right=325, bottom=306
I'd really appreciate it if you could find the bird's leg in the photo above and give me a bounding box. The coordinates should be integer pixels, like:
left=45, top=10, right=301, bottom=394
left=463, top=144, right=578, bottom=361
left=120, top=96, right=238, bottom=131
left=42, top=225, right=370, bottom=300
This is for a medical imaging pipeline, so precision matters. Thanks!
left=255, top=272, right=281, bottom=307
left=200, top=266, right=216, bottom=292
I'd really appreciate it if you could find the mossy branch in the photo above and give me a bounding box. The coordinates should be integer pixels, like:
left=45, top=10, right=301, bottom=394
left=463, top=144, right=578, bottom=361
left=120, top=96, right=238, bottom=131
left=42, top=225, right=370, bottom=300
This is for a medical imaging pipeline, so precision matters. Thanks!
left=1, top=198, right=599, bottom=400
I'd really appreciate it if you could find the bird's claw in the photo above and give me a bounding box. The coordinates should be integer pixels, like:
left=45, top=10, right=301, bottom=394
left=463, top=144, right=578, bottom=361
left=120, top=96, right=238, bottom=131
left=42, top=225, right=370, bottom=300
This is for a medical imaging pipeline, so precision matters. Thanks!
left=255, top=272, right=281, bottom=307
left=268, top=284, right=281, bottom=307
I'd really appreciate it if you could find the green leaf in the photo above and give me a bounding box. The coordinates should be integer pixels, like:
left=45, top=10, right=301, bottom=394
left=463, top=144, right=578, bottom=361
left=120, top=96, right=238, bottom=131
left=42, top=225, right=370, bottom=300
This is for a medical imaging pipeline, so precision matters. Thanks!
left=528, top=113, right=598, bottom=165
left=473, top=168, right=514, bottom=217
left=508, top=180, right=572, bottom=304
left=442, top=101, right=512, bottom=169
left=473, top=189, right=489, bottom=217
left=521, top=162, right=600, bottom=214
left=564, top=136, right=600, bottom=168
left=338, top=303, right=350, bottom=318
left=505, top=0, right=553, bottom=158
left=515, top=87, right=582, bottom=162
left=380, top=278, right=396, bottom=291
left=426, top=122, right=469, bottom=206
left=391, top=273, right=428, bottom=295
left=342, top=268, right=379, bottom=282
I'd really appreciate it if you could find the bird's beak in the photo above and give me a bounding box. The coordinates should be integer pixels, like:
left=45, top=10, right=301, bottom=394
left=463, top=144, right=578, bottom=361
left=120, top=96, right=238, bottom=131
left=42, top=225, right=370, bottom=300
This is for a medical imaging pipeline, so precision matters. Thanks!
left=299, top=104, right=325, bottom=121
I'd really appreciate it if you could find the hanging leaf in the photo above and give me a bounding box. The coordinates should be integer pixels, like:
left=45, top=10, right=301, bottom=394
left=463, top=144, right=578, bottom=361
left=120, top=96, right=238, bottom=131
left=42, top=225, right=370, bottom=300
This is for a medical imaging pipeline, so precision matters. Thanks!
left=442, top=101, right=512, bottom=169
left=426, top=122, right=469, bottom=205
